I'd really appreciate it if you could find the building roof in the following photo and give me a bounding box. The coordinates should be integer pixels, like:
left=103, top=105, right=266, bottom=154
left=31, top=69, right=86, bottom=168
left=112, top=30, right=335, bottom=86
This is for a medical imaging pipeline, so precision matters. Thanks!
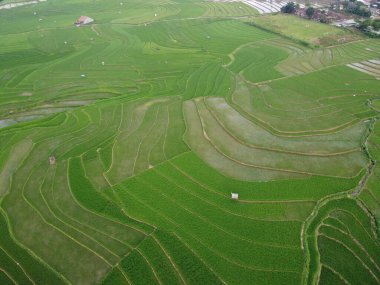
left=75, top=16, right=94, bottom=25
left=78, top=16, right=89, bottom=22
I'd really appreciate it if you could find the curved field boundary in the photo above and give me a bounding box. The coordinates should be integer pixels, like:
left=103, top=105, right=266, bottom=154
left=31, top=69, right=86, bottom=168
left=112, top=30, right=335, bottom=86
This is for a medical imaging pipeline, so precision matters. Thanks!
left=183, top=97, right=367, bottom=180
left=347, top=59, right=380, bottom=79
left=302, top=197, right=380, bottom=285
left=205, top=97, right=362, bottom=156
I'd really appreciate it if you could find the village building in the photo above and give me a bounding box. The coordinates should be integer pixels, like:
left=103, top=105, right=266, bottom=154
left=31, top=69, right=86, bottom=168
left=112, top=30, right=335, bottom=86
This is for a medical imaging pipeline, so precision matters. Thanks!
left=357, top=0, right=371, bottom=7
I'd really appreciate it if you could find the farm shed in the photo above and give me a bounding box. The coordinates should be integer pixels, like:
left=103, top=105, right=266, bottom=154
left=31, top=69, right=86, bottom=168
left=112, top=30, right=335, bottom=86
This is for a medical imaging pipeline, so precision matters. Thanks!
left=75, top=16, right=94, bottom=26
left=49, top=156, right=56, bottom=165
left=231, top=193, right=239, bottom=200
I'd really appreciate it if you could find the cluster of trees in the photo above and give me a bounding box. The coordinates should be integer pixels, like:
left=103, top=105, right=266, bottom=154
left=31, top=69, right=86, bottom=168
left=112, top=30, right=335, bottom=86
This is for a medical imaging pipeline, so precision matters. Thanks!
left=359, top=18, right=380, bottom=30
left=305, top=7, right=315, bottom=18
left=281, top=0, right=372, bottom=19
left=280, top=2, right=298, bottom=13
left=343, top=0, right=371, bottom=17
left=280, top=2, right=316, bottom=19
left=280, top=3, right=323, bottom=22
left=358, top=18, right=380, bottom=37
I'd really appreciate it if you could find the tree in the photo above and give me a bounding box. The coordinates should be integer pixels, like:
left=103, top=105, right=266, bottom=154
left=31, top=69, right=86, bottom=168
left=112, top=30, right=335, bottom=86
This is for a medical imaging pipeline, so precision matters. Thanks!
left=359, top=18, right=372, bottom=30
left=373, top=20, right=380, bottom=31
left=345, top=1, right=371, bottom=17
left=306, top=7, right=315, bottom=18
left=281, top=2, right=297, bottom=13
left=320, top=14, right=330, bottom=24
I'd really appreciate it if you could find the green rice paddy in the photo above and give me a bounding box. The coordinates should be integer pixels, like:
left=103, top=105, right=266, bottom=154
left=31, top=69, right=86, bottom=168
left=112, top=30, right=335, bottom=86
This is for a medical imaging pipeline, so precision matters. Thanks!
left=0, top=0, right=379, bottom=284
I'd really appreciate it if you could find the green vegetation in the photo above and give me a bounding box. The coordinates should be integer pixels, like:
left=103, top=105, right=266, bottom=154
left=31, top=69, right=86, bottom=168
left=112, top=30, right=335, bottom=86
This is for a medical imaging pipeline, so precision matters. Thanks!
left=304, top=198, right=380, bottom=284
left=360, top=118, right=380, bottom=229
left=343, top=0, right=372, bottom=17
left=359, top=19, right=380, bottom=31
left=0, top=0, right=379, bottom=284
left=251, top=14, right=363, bottom=46
left=305, top=7, right=315, bottom=19
left=0, top=211, right=66, bottom=284
left=281, top=2, right=298, bottom=14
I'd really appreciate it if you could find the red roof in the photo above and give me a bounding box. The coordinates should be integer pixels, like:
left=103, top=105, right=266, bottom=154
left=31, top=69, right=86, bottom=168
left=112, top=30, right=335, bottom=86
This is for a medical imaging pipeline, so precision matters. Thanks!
left=75, top=16, right=92, bottom=24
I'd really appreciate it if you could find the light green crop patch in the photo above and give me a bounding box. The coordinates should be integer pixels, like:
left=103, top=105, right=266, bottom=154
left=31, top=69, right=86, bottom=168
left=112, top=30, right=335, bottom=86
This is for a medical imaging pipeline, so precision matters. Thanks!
left=0, top=139, right=33, bottom=196
left=252, top=14, right=363, bottom=46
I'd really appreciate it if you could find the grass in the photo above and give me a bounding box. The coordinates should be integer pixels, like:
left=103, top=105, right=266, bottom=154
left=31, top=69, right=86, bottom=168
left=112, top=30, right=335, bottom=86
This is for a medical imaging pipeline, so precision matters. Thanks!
left=0, top=0, right=379, bottom=284
left=318, top=235, right=379, bottom=284
left=372, top=100, right=380, bottom=112
left=153, top=230, right=224, bottom=285
left=360, top=119, right=380, bottom=231
left=0, top=210, right=66, bottom=284
left=170, top=152, right=362, bottom=201
left=231, top=66, right=378, bottom=134
left=200, top=2, right=259, bottom=18
left=227, top=42, right=288, bottom=82
left=251, top=14, right=363, bottom=47
left=137, top=236, right=184, bottom=284
left=185, top=96, right=367, bottom=179
left=304, top=198, right=380, bottom=284
left=318, top=265, right=347, bottom=285
left=275, top=38, right=380, bottom=76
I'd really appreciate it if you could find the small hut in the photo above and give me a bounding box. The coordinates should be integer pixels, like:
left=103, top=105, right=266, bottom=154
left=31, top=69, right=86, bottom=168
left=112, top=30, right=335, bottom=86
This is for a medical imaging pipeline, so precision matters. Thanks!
left=49, top=156, right=56, bottom=165
left=75, top=16, right=94, bottom=26
left=231, top=193, right=239, bottom=200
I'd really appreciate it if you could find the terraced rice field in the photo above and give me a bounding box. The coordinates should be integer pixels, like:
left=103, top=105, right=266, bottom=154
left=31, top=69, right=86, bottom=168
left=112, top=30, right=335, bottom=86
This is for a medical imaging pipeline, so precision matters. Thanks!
left=241, top=0, right=287, bottom=14
left=347, top=59, right=380, bottom=79
left=213, top=0, right=287, bottom=14
left=0, top=0, right=379, bottom=284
